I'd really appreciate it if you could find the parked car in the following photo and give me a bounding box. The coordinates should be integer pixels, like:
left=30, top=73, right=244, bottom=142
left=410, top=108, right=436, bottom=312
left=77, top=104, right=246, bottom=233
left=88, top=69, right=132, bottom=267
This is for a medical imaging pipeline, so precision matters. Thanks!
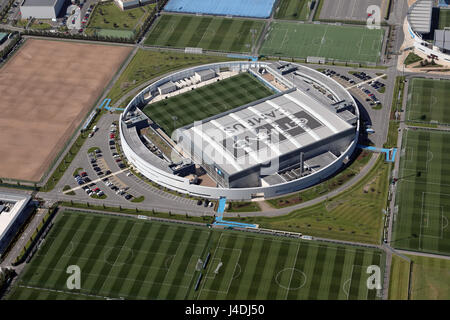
left=81, top=171, right=87, bottom=177
left=125, top=194, right=132, bottom=200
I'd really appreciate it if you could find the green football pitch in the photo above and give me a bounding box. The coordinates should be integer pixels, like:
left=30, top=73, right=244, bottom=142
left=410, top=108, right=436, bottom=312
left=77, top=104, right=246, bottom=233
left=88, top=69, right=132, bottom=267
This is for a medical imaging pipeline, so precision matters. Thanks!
left=7, top=210, right=385, bottom=300
left=406, top=78, right=450, bottom=125
left=439, top=8, right=450, bottom=29
left=143, top=72, right=273, bottom=135
left=274, top=0, right=311, bottom=20
left=393, top=129, right=450, bottom=255
left=144, top=14, right=264, bottom=53
left=260, top=22, right=384, bottom=63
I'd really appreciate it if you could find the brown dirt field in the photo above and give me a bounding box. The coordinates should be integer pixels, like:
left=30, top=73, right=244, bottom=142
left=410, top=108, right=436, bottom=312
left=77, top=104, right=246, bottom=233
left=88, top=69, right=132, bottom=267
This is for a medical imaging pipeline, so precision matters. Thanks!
left=0, top=39, right=132, bottom=182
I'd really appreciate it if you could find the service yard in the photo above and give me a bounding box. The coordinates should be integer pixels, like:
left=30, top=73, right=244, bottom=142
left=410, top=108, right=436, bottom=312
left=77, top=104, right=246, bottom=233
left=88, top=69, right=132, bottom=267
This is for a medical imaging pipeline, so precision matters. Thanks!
left=0, top=39, right=132, bottom=182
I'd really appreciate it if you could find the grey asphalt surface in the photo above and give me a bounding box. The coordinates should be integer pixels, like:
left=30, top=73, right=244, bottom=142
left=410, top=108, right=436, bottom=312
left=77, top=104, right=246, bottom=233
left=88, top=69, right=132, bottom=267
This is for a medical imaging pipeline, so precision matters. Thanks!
left=319, top=0, right=385, bottom=21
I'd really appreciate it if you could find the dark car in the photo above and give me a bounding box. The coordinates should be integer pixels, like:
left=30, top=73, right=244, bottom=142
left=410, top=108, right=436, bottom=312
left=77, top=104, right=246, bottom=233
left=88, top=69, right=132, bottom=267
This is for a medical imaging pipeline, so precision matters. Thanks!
left=197, top=200, right=203, bottom=206
left=84, top=177, right=91, bottom=183
left=105, top=170, right=111, bottom=175
left=125, top=194, right=132, bottom=200
left=118, top=163, right=125, bottom=169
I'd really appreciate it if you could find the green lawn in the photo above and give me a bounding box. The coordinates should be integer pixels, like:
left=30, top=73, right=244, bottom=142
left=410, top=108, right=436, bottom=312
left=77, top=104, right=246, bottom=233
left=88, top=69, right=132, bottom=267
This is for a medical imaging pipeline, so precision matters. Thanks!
left=266, top=150, right=372, bottom=209
left=274, top=0, right=312, bottom=20
left=438, top=8, right=450, bottom=29
left=403, top=52, right=422, bottom=66
left=388, top=254, right=410, bottom=300
left=87, top=1, right=155, bottom=31
left=144, top=14, right=264, bottom=53
left=408, top=255, right=450, bottom=300
left=7, top=210, right=385, bottom=300
left=227, top=202, right=261, bottom=213
left=393, top=129, right=450, bottom=255
left=406, top=78, right=450, bottom=125
left=260, top=22, right=384, bottom=63
left=105, top=49, right=236, bottom=106
left=230, top=156, right=389, bottom=244
left=143, top=72, right=274, bottom=135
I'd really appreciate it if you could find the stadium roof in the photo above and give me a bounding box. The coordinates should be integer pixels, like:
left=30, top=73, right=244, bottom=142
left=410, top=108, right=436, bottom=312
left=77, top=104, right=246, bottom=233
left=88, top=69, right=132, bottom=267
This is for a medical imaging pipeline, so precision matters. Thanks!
left=0, top=193, right=31, bottom=244
left=435, top=29, right=450, bottom=50
left=407, top=0, right=433, bottom=34
left=21, top=0, right=58, bottom=7
left=178, top=89, right=354, bottom=176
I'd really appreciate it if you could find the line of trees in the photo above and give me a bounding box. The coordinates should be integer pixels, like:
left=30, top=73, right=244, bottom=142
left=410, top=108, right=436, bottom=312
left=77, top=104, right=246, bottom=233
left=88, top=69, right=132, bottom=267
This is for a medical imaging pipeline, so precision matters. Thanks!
left=0, top=31, right=21, bottom=62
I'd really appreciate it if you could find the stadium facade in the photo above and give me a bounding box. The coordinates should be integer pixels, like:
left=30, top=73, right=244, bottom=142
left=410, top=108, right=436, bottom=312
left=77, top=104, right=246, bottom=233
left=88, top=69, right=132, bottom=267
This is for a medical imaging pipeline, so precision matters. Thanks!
left=407, top=0, right=450, bottom=62
left=120, top=61, right=360, bottom=200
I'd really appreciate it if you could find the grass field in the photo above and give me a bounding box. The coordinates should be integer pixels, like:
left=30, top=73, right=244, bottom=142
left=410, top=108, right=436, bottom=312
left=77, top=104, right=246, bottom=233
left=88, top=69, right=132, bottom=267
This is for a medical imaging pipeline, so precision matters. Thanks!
left=393, top=129, right=450, bottom=255
left=408, top=254, right=450, bottom=300
left=260, top=22, right=384, bottom=63
left=274, top=0, right=312, bottom=20
left=7, top=210, right=385, bottom=300
left=230, top=156, right=389, bottom=244
left=143, top=72, right=274, bottom=135
left=144, top=14, right=264, bottom=53
left=438, top=8, right=450, bottom=29
left=87, top=2, right=155, bottom=31
left=388, top=254, right=410, bottom=300
left=406, top=78, right=450, bottom=125
left=106, top=49, right=236, bottom=106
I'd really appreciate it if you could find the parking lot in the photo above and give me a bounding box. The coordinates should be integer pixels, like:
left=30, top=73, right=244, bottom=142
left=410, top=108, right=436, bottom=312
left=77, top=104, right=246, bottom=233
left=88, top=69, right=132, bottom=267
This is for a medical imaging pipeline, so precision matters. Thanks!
left=319, top=0, right=386, bottom=21
left=56, top=113, right=215, bottom=214
left=316, top=66, right=392, bottom=147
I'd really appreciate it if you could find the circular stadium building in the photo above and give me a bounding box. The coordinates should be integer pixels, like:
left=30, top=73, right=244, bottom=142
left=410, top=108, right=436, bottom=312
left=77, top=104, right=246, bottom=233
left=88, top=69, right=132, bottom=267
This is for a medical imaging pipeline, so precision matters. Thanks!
left=407, top=0, right=450, bottom=62
left=120, top=61, right=360, bottom=200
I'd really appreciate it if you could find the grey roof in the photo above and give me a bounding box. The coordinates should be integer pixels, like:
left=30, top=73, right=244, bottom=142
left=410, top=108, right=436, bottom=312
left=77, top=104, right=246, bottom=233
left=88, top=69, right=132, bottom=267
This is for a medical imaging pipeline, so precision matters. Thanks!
left=123, top=125, right=173, bottom=174
left=178, top=89, right=354, bottom=176
left=21, top=0, right=58, bottom=6
left=0, top=193, right=31, bottom=243
left=407, top=0, right=433, bottom=34
left=435, top=29, right=450, bottom=50
left=196, top=69, right=216, bottom=77
left=158, top=81, right=176, bottom=90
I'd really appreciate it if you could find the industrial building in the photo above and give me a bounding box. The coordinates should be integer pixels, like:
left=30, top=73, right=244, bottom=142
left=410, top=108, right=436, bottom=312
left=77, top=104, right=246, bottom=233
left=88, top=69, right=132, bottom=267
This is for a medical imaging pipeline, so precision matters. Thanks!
left=120, top=61, right=359, bottom=200
left=0, top=193, right=33, bottom=258
left=194, top=69, right=216, bottom=82
left=157, top=81, right=177, bottom=95
left=114, top=0, right=156, bottom=10
left=20, top=0, right=66, bottom=20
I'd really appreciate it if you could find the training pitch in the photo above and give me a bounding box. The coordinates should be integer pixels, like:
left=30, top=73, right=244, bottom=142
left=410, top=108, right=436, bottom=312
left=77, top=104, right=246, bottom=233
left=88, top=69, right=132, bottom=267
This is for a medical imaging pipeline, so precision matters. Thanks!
left=406, top=78, right=450, bottom=125
left=393, top=129, right=450, bottom=255
left=7, top=210, right=384, bottom=300
left=144, top=14, right=264, bottom=53
left=274, top=0, right=312, bottom=20
left=0, top=39, right=131, bottom=182
left=143, top=72, right=273, bottom=135
left=439, top=8, right=450, bottom=29
left=260, top=22, right=384, bottom=63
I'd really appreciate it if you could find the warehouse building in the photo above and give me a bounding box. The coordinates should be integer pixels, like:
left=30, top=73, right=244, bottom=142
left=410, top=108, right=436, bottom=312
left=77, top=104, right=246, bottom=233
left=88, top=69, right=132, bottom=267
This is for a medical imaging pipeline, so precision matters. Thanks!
left=194, top=69, right=216, bottom=82
left=114, top=0, right=156, bottom=10
left=157, top=81, right=177, bottom=95
left=20, top=0, right=66, bottom=20
left=0, top=193, right=33, bottom=258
